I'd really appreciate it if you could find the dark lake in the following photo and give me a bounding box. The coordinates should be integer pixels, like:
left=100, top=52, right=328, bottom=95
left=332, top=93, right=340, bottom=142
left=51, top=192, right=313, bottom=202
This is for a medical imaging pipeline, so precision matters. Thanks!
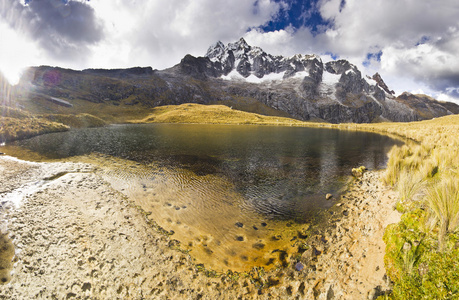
left=5, top=124, right=402, bottom=271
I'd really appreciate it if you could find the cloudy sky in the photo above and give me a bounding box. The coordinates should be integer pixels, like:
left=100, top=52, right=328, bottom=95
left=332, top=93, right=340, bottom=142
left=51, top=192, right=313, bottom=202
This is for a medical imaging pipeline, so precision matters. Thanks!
left=1, top=0, right=459, bottom=103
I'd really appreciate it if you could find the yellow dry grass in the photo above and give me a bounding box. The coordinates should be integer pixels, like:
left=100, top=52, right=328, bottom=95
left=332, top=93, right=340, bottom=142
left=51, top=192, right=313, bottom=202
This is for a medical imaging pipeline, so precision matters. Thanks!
left=41, top=113, right=107, bottom=128
left=129, top=103, right=315, bottom=126
left=0, top=106, right=106, bottom=142
left=0, top=116, right=69, bottom=143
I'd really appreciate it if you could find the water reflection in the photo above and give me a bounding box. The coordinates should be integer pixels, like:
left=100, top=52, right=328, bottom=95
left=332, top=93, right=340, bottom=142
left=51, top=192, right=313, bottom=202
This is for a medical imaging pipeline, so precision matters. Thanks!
left=3, top=124, right=403, bottom=271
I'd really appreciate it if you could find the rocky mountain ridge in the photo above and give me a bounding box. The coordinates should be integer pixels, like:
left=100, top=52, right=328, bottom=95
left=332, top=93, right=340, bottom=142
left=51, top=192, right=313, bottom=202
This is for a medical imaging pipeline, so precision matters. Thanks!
left=2, top=38, right=458, bottom=123
left=172, top=38, right=458, bottom=122
left=204, top=38, right=394, bottom=100
left=205, top=38, right=320, bottom=80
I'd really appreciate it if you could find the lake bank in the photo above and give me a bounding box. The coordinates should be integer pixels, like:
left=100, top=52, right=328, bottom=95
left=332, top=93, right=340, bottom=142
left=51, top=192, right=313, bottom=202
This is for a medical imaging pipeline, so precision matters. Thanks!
left=1, top=124, right=400, bottom=275
left=1, top=104, right=459, bottom=298
left=0, top=153, right=399, bottom=299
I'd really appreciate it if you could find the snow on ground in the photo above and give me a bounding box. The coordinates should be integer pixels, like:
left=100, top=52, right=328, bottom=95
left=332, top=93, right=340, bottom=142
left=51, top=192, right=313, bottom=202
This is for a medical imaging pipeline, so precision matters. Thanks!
left=291, top=71, right=309, bottom=79
left=364, top=75, right=377, bottom=86
left=322, top=70, right=341, bottom=85
left=319, top=71, right=341, bottom=101
left=220, top=69, right=309, bottom=84
left=221, top=70, right=285, bottom=83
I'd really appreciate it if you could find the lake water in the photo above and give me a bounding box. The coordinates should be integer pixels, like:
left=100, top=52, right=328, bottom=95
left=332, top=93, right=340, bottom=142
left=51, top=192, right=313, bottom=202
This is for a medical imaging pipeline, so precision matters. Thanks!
left=3, top=124, right=402, bottom=271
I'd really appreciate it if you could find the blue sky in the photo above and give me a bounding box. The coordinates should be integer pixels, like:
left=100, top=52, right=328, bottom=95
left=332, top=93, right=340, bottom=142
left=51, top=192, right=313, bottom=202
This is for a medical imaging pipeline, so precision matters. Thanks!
left=1, top=0, right=459, bottom=103
left=260, top=0, right=331, bottom=33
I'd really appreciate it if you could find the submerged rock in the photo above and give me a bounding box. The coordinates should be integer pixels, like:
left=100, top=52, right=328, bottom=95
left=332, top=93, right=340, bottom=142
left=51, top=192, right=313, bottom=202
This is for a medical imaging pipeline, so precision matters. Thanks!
left=235, top=222, right=244, bottom=228
left=352, top=166, right=367, bottom=178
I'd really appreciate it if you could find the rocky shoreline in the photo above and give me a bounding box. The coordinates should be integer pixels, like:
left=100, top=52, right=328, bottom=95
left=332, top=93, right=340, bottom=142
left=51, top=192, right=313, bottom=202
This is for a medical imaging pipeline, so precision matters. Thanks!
left=0, top=155, right=399, bottom=299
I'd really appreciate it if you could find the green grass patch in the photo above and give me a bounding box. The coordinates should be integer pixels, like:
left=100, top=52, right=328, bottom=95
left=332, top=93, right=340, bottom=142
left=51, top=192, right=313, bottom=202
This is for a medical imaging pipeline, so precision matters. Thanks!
left=384, top=212, right=459, bottom=299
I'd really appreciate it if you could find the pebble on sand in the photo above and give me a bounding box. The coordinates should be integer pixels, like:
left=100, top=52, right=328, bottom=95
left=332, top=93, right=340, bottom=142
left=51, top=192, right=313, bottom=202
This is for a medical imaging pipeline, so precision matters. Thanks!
left=295, top=262, right=304, bottom=271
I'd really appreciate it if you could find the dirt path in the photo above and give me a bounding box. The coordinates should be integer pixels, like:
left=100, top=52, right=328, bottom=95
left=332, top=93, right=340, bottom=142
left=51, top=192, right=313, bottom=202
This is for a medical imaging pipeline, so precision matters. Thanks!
left=0, top=155, right=399, bottom=299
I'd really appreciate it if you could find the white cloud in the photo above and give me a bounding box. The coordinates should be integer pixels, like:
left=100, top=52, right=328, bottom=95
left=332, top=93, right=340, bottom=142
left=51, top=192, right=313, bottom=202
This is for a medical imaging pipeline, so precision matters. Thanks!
left=0, top=0, right=104, bottom=60
left=380, top=28, right=459, bottom=98
left=0, top=21, right=42, bottom=84
left=243, top=0, right=459, bottom=103
left=438, top=92, right=459, bottom=105
left=319, top=0, right=459, bottom=56
left=0, top=0, right=285, bottom=82
left=318, top=0, right=459, bottom=101
left=244, top=26, right=300, bottom=56
left=1, top=0, right=459, bottom=104
left=88, top=0, right=285, bottom=69
left=0, top=0, right=104, bottom=84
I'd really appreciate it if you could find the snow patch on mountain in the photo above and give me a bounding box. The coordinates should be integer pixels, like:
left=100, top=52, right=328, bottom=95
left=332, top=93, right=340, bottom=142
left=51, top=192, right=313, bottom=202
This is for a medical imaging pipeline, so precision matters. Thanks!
left=221, top=70, right=285, bottom=83
left=322, top=71, right=341, bottom=85
left=206, top=38, right=321, bottom=82
left=201, top=38, right=421, bottom=117
left=221, top=70, right=309, bottom=84
left=364, top=75, right=377, bottom=86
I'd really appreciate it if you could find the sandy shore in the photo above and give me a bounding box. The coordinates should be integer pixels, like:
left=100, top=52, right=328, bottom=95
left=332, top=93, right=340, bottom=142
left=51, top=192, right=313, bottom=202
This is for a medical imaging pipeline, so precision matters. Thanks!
left=0, top=155, right=399, bottom=299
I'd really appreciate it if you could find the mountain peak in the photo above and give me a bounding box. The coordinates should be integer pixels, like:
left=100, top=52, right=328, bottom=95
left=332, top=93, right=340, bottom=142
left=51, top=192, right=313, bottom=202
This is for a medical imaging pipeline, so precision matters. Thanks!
left=238, top=37, right=248, bottom=46
left=205, top=38, right=324, bottom=80
left=227, top=37, right=251, bottom=53
left=205, top=41, right=226, bottom=59
left=372, top=72, right=395, bottom=95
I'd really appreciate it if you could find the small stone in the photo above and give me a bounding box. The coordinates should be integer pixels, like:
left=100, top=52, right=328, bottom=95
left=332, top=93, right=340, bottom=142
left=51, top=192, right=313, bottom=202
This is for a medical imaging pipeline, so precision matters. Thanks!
left=271, top=235, right=282, bottom=241
left=326, top=193, right=333, bottom=200
left=368, top=286, right=381, bottom=299
left=403, top=242, right=411, bottom=251
left=252, top=242, right=265, bottom=250
left=301, top=246, right=321, bottom=261
left=81, top=282, right=92, bottom=292
left=235, top=222, right=244, bottom=228
left=298, top=228, right=308, bottom=239
left=352, top=166, right=367, bottom=178
left=295, top=262, right=304, bottom=271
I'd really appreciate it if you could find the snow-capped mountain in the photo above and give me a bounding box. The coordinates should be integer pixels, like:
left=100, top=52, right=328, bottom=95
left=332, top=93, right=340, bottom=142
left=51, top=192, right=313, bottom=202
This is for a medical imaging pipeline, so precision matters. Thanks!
left=170, top=38, right=457, bottom=122
left=206, top=38, right=319, bottom=81
left=204, top=38, right=394, bottom=103
left=9, top=38, right=459, bottom=124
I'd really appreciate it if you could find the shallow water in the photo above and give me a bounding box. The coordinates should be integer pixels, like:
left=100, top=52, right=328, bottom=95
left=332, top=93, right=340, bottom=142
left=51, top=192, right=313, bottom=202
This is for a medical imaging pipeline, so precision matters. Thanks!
left=1, top=124, right=402, bottom=271
left=0, top=233, right=14, bottom=284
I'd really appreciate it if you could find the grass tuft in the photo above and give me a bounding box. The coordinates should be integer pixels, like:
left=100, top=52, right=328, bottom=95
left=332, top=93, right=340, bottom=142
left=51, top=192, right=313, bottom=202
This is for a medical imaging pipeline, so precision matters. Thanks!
left=425, top=174, right=459, bottom=251
left=395, top=170, right=424, bottom=212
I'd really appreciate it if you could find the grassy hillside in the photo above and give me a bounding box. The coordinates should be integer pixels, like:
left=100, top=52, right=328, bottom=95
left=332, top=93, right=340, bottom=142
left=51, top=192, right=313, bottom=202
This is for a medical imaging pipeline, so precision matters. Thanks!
left=0, top=106, right=69, bottom=143
left=0, top=106, right=107, bottom=143
left=41, top=113, right=107, bottom=128
left=129, top=103, right=316, bottom=126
